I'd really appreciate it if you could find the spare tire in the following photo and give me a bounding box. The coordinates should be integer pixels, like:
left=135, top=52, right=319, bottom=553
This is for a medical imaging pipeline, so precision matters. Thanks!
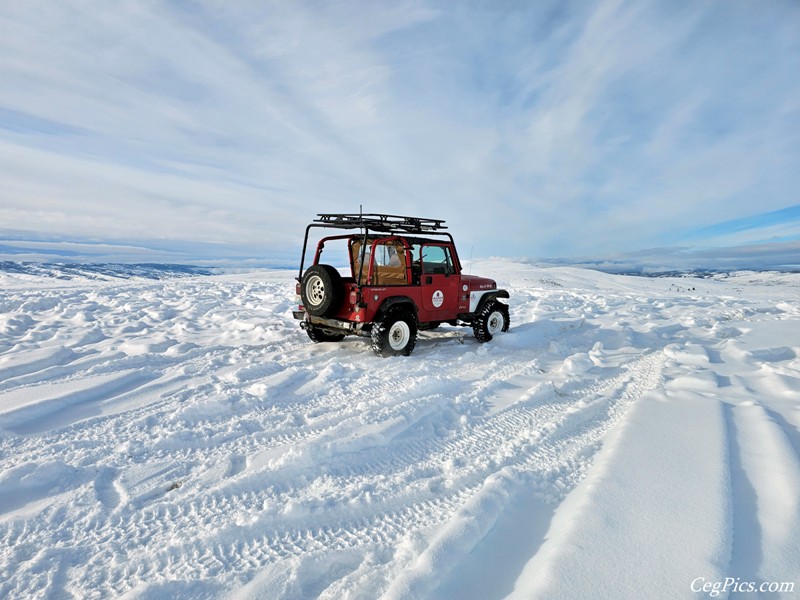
left=301, top=264, right=343, bottom=317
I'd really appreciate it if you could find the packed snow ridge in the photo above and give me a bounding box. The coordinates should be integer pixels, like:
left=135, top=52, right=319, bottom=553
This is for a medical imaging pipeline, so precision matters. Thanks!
left=0, top=260, right=798, bottom=599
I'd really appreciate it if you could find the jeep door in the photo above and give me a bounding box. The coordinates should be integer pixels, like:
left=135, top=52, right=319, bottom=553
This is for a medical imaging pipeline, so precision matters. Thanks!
left=417, top=244, right=461, bottom=316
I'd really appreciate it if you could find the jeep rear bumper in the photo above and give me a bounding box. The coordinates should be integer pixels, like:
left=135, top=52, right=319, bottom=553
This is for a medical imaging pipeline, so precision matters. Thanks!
left=296, top=311, right=370, bottom=337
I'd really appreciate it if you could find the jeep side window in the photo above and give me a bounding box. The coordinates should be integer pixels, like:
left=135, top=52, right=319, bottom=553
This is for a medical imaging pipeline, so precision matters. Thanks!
left=421, top=245, right=453, bottom=275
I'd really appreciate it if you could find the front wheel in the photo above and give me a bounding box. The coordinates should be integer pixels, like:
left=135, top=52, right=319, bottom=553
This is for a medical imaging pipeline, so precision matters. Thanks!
left=473, top=301, right=510, bottom=343
left=371, top=310, right=417, bottom=357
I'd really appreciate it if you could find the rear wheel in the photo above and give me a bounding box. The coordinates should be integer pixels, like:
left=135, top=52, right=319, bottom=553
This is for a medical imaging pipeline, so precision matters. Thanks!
left=371, top=310, right=417, bottom=357
left=301, top=264, right=343, bottom=317
left=473, top=301, right=510, bottom=343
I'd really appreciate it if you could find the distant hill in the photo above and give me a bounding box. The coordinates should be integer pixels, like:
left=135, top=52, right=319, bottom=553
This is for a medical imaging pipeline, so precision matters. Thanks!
left=0, top=261, right=213, bottom=281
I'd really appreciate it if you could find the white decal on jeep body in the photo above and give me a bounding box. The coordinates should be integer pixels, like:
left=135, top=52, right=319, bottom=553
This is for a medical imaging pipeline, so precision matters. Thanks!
left=469, top=289, right=498, bottom=312
left=432, top=290, right=444, bottom=308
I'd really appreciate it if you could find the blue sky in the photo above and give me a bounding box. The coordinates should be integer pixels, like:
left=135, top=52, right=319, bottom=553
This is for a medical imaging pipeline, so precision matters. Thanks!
left=1, top=0, right=799, bottom=267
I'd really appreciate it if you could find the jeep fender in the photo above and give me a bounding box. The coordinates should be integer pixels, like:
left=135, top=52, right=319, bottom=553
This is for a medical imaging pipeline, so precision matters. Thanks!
left=375, top=296, right=417, bottom=323
left=472, top=289, right=509, bottom=315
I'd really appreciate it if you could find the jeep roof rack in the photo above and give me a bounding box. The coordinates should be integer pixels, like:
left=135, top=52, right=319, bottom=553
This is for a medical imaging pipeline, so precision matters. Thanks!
left=314, top=213, right=447, bottom=234
left=299, top=212, right=452, bottom=280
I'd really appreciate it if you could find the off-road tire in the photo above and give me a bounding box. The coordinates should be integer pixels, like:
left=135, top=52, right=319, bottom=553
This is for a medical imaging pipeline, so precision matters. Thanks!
left=301, top=264, right=343, bottom=317
left=473, top=301, right=510, bottom=343
left=371, top=310, right=417, bottom=357
left=306, top=326, right=345, bottom=343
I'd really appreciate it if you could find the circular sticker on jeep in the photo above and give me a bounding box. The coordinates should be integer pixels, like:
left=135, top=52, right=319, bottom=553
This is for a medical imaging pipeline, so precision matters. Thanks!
left=432, top=290, right=444, bottom=308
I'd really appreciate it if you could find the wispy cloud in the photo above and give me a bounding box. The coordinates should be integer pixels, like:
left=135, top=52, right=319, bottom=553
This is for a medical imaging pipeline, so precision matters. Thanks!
left=1, top=0, right=798, bottom=266
left=678, top=204, right=800, bottom=248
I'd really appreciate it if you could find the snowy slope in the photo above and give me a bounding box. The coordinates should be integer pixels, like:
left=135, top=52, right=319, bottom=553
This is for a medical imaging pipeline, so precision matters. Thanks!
left=0, top=261, right=798, bottom=599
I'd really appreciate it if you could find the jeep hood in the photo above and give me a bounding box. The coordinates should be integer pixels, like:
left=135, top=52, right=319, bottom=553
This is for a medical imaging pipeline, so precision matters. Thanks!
left=460, top=274, right=498, bottom=291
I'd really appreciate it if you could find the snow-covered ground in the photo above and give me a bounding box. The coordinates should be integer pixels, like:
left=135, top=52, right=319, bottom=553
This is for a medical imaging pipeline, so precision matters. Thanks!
left=1, top=261, right=799, bottom=599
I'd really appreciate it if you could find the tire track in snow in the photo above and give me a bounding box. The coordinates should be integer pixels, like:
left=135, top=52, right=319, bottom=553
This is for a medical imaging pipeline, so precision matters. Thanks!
left=723, top=404, right=764, bottom=587
left=139, top=352, right=666, bottom=597
left=382, top=350, right=667, bottom=599
left=0, top=351, right=664, bottom=598
left=724, top=402, right=800, bottom=590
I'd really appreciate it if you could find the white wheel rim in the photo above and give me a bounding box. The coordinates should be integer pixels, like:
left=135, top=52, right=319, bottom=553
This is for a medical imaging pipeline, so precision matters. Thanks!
left=388, top=321, right=411, bottom=351
left=487, top=310, right=505, bottom=335
left=305, top=275, right=325, bottom=306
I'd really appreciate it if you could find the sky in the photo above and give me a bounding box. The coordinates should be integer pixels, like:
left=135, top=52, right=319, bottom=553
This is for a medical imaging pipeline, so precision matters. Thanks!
left=1, top=0, right=799, bottom=268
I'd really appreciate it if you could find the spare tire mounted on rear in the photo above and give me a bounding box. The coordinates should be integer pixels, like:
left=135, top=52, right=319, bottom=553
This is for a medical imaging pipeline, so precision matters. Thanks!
left=301, top=264, right=343, bottom=317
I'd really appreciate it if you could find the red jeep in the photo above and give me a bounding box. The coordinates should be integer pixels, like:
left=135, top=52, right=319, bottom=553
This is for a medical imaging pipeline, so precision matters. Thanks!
left=293, top=213, right=510, bottom=356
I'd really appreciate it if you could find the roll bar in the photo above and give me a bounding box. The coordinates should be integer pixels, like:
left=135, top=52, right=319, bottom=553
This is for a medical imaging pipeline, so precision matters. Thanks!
left=298, top=213, right=454, bottom=282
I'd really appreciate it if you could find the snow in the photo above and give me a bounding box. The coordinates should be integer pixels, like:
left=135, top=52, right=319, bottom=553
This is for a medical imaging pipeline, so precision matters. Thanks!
left=1, top=261, right=799, bottom=599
